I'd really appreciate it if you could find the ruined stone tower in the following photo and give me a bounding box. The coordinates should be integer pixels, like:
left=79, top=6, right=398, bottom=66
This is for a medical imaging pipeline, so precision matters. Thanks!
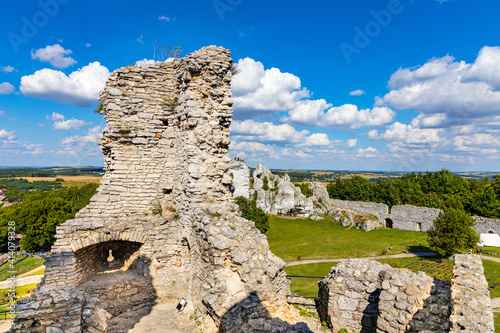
left=12, top=46, right=302, bottom=333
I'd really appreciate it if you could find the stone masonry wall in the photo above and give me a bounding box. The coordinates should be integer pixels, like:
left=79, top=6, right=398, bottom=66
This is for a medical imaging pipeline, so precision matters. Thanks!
left=390, top=205, right=441, bottom=232
left=13, top=46, right=305, bottom=333
left=450, top=254, right=494, bottom=332
left=474, top=216, right=500, bottom=235
left=330, top=199, right=389, bottom=220
left=318, top=254, right=490, bottom=333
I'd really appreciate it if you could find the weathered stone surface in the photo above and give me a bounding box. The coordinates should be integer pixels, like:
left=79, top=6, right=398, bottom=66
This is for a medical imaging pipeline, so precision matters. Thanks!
left=449, top=254, right=494, bottom=333
left=229, top=160, right=250, bottom=199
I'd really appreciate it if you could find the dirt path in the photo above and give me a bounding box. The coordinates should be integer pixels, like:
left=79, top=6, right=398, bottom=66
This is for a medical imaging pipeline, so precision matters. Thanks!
left=16, top=265, right=44, bottom=278
left=285, top=252, right=438, bottom=266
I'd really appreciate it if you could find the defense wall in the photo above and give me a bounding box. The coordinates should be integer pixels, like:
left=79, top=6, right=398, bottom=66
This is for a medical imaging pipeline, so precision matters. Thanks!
left=390, top=205, right=441, bottom=232
left=330, top=199, right=388, bottom=220
left=474, top=216, right=500, bottom=235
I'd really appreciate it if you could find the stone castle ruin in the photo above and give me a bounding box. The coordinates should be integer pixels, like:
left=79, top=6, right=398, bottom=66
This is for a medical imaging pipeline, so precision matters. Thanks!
left=12, top=46, right=495, bottom=333
left=12, top=46, right=309, bottom=333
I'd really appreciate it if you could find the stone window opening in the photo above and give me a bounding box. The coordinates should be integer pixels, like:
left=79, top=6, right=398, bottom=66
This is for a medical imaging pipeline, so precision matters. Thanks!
left=385, top=218, right=393, bottom=229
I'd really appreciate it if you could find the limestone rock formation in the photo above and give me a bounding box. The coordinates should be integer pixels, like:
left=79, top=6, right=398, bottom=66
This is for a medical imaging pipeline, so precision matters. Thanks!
left=12, top=46, right=309, bottom=333
left=229, top=160, right=250, bottom=199
left=251, top=163, right=314, bottom=216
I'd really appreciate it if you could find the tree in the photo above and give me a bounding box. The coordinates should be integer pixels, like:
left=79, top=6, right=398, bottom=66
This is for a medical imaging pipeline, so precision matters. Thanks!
left=427, top=208, right=479, bottom=257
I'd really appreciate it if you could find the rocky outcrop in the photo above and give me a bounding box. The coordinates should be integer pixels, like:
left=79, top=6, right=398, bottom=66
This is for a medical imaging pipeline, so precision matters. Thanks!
left=229, top=160, right=250, bottom=199
left=251, top=163, right=314, bottom=216
left=12, top=46, right=309, bottom=333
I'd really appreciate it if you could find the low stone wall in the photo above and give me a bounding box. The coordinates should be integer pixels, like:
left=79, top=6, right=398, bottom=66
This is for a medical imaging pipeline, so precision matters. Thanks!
left=450, top=254, right=494, bottom=332
left=390, top=205, right=441, bottom=232
left=318, top=255, right=491, bottom=333
left=474, top=216, right=500, bottom=235
left=330, top=199, right=388, bottom=220
left=318, top=259, right=390, bottom=332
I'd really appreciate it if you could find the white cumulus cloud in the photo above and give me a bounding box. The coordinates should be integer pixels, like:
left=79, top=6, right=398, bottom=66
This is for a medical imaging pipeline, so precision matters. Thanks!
left=346, top=138, right=357, bottom=148
left=231, top=119, right=310, bottom=144
left=349, top=89, right=366, bottom=96
left=48, top=112, right=89, bottom=130
left=232, top=57, right=309, bottom=117
left=369, top=122, right=444, bottom=145
left=356, top=147, right=378, bottom=158
left=231, top=141, right=275, bottom=154
left=1, top=66, right=16, bottom=73
left=376, top=46, right=500, bottom=127
left=0, top=129, right=16, bottom=141
left=20, top=62, right=110, bottom=107
left=61, top=126, right=102, bottom=145
left=31, top=44, right=77, bottom=68
left=232, top=57, right=395, bottom=129
left=0, top=82, right=15, bottom=94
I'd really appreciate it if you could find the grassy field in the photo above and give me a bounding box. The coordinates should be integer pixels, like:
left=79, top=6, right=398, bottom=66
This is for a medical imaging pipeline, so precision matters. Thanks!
left=267, top=215, right=431, bottom=262
left=0, top=257, right=44, bottom=281
left=15, top=175, right=101, bottom=187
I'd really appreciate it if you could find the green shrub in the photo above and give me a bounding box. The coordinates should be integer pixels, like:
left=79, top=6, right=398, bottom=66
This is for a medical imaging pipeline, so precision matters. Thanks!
left=263, top=177, right=269, bottom=191
left=295, top=183, right=313, bottom=198
left=235, top=196, right=269, bottom=234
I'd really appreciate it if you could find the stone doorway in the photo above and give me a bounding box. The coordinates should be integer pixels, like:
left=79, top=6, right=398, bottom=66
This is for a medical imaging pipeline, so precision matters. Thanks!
left=385, top=218, right=393, bottom=229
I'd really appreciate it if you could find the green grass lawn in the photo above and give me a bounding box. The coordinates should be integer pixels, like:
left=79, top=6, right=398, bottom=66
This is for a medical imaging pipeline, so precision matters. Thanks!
left=267, top=215, right=431, bottom=262
left=0, top=255, right=25, bottom=271
left=482, top=259, right=500, bottom=299
left=0, top=257, right=44, bottom=281
left=0, top=283, right=38, bottom=311
left=494, top=312, right=500, bottom=332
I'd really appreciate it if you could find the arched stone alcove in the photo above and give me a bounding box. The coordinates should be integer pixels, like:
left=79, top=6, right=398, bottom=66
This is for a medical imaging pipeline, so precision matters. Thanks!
left=74, top=240, right=157, bottom=330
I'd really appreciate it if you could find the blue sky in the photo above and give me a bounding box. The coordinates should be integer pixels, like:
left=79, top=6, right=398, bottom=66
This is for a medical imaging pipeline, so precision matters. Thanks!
left=1, top=0, right=500, bottom=171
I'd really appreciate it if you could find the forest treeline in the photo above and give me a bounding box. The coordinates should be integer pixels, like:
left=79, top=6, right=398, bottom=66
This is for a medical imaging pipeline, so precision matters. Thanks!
left=0, top=167, right=104, bottom=178
left=0, top=183, right=98, bottom=252
left=326, top=169, right=500, bottom=219
left=0, top=178, right=63, bottom=195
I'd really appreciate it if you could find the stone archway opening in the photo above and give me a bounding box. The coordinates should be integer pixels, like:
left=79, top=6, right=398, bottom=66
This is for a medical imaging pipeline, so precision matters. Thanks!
left=385, top=218, right=393, bottom=229
left=489, top=230, right=495, bottom=234
left=74, top=240, right=157, bottom=331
